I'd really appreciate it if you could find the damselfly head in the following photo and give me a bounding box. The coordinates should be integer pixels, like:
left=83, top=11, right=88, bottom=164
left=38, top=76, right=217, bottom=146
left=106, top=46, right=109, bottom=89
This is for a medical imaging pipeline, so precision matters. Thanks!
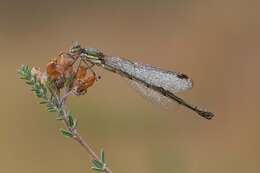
left=69, top=41, right=82, bottom=55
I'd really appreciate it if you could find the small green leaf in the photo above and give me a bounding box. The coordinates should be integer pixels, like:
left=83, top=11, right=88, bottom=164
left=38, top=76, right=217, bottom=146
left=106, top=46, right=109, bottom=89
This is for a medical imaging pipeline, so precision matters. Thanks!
left=26, top=81, right=34, bottom=85
left=73, top=119, right=78, bottom=128
left=56, top=117, right=63, bottom=120
left=20, top=76, right=27, bottom=80
left=68, top=112, right=74, bottom=128
left=46, top=103, right=56, bottom=111
left=100, top=149, right=105, bottom=163
left=47, top=109, right=56, bottom=112
left=46, top=102, right=53, bottom=107
left=47, top=104, right=56, bottom=112
left=39, top=101, right=48, bottom=104
left=58, top=110, right=64, bottom=116
left=92, top=160, right=104, bottom=169
left=91, top=167, right=105, bottom=172
left=59, top=128, right=73, bottom=138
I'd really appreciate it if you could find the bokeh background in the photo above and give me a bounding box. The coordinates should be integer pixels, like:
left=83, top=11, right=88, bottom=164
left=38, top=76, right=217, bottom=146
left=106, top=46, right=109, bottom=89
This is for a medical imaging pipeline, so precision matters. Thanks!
left=1, top=0, right=260, bottom=172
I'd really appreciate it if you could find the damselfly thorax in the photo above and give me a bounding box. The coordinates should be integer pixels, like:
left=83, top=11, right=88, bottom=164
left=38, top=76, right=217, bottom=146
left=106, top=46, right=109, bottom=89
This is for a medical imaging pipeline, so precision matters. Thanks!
left=68, top=42, right=215, bottom=120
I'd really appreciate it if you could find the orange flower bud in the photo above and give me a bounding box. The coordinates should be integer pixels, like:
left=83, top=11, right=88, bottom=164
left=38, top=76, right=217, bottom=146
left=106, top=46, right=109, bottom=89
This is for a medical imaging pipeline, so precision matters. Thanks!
left=72, top=73, right=96, bottom=95
left=75, top=65, right=87, bottom=79
left=46, top=59, right=64, bottom=80
left=82, top=74, right=96, bottom=89
left=58, top=53, right=75, bottom=69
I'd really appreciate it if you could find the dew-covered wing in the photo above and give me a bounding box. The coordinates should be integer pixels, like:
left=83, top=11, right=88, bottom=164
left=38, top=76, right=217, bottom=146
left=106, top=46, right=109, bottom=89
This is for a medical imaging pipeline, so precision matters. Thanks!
left=103, top=56, right=193, bottom=93
left=129, top=80, right=174, bottom=107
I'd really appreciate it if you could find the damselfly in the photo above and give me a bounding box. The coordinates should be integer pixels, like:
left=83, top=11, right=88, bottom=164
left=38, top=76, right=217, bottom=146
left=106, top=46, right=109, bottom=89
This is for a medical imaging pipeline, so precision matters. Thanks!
left=69, top=43, right=215, bottom=120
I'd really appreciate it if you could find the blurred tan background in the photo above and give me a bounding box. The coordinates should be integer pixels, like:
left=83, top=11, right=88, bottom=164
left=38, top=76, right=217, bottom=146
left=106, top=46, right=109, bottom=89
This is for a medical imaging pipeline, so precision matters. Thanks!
left=1, top=0, right=260, bottom=172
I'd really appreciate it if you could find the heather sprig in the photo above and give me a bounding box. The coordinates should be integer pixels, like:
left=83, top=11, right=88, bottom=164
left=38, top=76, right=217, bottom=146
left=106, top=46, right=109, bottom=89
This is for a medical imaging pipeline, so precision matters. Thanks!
left=18, top=46, right=112, bottom=173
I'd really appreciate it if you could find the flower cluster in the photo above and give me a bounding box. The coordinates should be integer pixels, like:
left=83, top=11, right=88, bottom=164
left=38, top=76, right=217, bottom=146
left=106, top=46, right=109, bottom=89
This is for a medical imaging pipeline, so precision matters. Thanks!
left=31, top=52, right=97, bottom=96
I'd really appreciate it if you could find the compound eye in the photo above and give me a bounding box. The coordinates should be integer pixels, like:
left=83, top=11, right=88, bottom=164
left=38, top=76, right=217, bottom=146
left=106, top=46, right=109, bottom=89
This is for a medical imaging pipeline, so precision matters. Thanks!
left=69, top=41, right=81, bottom=53
left=70, top=47, right=80, bottom=54
left=69, top=48, right=73, bottom=53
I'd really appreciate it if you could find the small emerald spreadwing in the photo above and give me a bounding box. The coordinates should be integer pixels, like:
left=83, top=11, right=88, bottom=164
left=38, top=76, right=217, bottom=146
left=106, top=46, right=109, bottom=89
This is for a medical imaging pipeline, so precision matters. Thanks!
left=69, top=42, right=215, bottom=120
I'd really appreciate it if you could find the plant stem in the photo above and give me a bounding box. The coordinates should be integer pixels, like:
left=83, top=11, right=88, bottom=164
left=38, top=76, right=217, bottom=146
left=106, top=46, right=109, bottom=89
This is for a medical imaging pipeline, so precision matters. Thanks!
left=60, top=95, right=112, bottom=173
left=73, top=132, right=112, bottom=173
